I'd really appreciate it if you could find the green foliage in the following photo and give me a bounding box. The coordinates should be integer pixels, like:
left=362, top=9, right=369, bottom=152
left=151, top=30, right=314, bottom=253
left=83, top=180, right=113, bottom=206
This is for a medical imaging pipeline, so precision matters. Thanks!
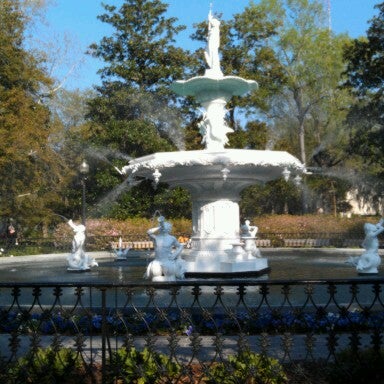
left=241, top=179, right=302, bottom=217
left=253, top=0, right=352, bottom=166
left=90, top=0, right=189, bottom=89
left=82, top=0, right=194, bottom=218
left=0, top=0, right=71, bottom=232
left=343, top=3, right=384, bottom=178
left=7, top=347, right=83, bottom=384
left=229, top=121, right=269, bottom=150
left=99, top=181, right=191, bottom=220
left=206, top=351, right=287, bottom=384
left=107, top=347, right=181, bottom=384
left=153, top=186, right=191, bottom=219
left=307, top=175, right=352, bottom=215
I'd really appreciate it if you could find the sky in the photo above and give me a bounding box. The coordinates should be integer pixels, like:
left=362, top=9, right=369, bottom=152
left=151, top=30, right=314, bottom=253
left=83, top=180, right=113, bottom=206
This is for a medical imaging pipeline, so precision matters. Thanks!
left=33, top=0, right=381, bottom=91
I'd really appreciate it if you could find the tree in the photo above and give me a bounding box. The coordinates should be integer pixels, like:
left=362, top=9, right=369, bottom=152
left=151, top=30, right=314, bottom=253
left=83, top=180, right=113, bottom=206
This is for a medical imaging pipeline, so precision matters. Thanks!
left=344, top=2, right=384, bottom=177
left=85, top=0, right=193, bottom=219
left=240, top=179, right=302, bottom=217
left=232, top=0, right=354, bottom=215
left=0, top=0, right=69, bottom=234
left=248, top=0, right=352, bottom=167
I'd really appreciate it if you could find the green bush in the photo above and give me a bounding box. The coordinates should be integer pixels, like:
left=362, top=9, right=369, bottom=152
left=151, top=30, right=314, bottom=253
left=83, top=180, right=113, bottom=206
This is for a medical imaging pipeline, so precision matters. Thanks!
left=206, top=351, right=287, bottom=384
left=7, top=347, right=84, bottom=383
left=107, top=347, right=181, bottom=384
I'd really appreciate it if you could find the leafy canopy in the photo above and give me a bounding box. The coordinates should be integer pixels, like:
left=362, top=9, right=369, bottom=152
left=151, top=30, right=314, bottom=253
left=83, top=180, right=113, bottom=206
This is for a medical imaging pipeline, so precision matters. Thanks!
left=0, top=0, right=68, bottom=231
left=83, top=0, right=193, bottom=219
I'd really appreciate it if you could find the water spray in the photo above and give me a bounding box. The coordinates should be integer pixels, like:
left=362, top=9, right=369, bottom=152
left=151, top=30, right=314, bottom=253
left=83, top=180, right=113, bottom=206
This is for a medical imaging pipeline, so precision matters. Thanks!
left=114, top=166, right=123, bottom=175
left=52, top=213, right=69, bottom=222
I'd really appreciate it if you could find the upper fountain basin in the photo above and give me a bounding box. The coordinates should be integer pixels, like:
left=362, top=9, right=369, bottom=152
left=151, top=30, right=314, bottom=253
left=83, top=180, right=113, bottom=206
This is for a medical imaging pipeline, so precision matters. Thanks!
left=170, top=75, right=258, bottom=103
left=123, top=149, right=304, bottom=191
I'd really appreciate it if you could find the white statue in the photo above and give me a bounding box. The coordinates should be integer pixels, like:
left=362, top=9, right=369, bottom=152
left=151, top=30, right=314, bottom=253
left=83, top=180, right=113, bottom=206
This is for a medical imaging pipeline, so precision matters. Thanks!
left=241, top=220, right=261, bottom=258
left=198, top=103, right=233, bottom=150
left=241, top=219, right=258, bottom=238
left=67, top=220, right=98, bottom=271
left=144, top=216, right=185, bottom=281
left=347, top=218, right=384, bottom=274
left=204, top=9, right=223, bottom=77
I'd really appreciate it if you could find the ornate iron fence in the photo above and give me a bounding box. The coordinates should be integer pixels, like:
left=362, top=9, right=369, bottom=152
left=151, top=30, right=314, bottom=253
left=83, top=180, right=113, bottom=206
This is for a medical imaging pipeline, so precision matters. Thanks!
left=0, top=278, right=384, bottom=382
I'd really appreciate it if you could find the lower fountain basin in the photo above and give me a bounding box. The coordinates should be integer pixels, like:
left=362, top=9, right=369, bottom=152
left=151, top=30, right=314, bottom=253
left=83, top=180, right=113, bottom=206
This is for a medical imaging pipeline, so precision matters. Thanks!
left=0, top=248, right=381, bottom=283
left=0, top=248, right=381, bottom=307
left=123, top=149, right=304, bottom=187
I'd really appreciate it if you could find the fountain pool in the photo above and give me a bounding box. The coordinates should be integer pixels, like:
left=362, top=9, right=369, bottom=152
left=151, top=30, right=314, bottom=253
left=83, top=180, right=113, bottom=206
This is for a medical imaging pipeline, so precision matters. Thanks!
left=0, top=248, right=382, bottom=284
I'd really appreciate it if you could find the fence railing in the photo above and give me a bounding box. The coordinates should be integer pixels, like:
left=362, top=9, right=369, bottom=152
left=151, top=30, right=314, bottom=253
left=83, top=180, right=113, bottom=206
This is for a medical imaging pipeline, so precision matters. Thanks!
left=0, top=278, right=384, bottom=383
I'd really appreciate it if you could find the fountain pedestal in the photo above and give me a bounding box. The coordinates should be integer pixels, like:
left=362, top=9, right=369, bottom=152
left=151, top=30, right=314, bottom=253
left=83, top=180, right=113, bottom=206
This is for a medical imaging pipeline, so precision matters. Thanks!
left=188, top=196, right=240, bottom=272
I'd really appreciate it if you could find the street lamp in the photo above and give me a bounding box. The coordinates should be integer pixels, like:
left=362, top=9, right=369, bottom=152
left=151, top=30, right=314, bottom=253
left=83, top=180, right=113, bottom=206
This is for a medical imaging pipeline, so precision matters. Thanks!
left=79, top=159, right=89, bottom=225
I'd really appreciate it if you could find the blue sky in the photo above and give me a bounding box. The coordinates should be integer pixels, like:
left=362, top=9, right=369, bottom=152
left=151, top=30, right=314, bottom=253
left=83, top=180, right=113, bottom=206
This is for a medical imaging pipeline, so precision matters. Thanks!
left=35, top=0, right=381, bottom=91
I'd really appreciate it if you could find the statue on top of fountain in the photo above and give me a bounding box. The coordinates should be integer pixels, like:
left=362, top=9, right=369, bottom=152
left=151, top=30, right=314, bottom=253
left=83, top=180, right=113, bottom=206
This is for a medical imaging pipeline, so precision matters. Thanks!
left=197, top=8, right=234, bottom=151
left=67, top=220, right=98, bottom=271
left=204, top=8, right=223, bottom=78
left=347, top=218, right=384, bottom=274
left=144, top=216, right=186, bottom=281
left=168, top=7, right=257, bottom=153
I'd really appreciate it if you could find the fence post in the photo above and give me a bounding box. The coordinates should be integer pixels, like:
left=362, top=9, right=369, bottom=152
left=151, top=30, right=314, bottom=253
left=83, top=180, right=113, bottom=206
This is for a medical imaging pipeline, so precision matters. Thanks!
left=101, top=287, right=107, bottom=384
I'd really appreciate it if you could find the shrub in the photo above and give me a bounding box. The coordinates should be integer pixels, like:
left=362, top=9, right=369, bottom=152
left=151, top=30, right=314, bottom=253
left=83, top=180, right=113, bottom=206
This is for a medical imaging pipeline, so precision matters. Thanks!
left=255, top=214, right=378, bottom=237
left=7, top=347, right=84, bottom=383
left=53, top=217, right=192, bottom=250
left=206, top=351, right=287, bottom=384
left=107, top=347, right=181, bottom=383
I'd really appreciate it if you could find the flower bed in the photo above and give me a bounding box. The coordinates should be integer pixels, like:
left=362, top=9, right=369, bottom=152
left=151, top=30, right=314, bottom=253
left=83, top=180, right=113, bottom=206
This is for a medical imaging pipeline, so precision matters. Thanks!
left=1, top=307, right=383, bottom=336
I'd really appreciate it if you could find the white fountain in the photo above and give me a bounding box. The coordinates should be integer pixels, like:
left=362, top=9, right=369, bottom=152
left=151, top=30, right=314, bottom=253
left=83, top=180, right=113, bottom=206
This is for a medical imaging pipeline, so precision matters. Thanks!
left=122, top=9, right=304, bottom=277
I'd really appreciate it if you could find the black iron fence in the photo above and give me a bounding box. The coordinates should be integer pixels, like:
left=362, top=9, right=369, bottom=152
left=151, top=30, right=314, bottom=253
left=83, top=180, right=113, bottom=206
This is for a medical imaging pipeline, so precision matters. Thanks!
left=0, top=278, right=384, bottom=383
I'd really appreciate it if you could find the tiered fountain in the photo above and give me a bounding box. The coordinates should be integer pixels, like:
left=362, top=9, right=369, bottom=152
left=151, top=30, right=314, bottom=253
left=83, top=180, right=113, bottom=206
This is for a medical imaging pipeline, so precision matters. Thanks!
left=122, top=9, right=304, bottom=277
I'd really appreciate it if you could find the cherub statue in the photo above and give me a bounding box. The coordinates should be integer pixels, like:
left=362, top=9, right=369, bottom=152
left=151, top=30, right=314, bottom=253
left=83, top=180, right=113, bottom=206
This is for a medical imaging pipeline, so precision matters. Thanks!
left=241, top=219, right=258, bottom=238
left=67, top=220, right=98, bottom=270
left=347, top=218, right=384, bottom=274
left=144, top=216, right=185, bottom=281
left=241, top=220, right=261, bottom=258
left=198, top=103, right=233, bottom=151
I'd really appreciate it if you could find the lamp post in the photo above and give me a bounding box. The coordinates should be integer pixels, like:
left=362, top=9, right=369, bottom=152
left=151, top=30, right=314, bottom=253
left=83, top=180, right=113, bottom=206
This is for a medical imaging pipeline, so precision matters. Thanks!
left=79, top=159, right=89, bottom=225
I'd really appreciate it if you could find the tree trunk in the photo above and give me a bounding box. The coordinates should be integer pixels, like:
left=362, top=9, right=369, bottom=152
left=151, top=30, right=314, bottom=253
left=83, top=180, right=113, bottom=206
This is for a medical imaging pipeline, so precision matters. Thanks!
left=299, top=119, right=306, bottom=165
